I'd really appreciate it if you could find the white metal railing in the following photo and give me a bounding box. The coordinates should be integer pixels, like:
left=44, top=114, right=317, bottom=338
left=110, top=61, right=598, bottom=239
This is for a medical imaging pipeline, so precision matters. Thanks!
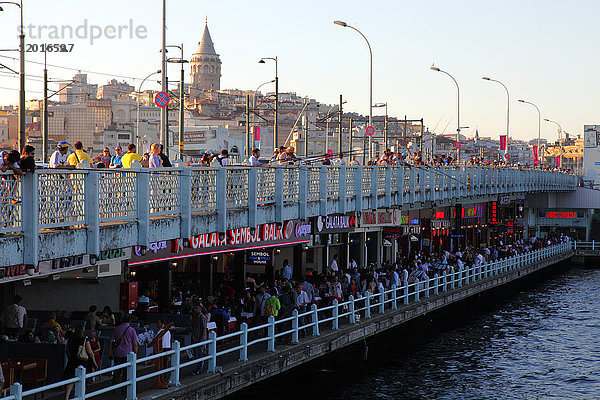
left=1, top=242, right=572, bottom=400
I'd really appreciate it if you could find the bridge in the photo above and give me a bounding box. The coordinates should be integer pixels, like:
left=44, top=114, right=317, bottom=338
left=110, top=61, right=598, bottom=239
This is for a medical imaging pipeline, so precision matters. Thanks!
left=0, top=166, right=576, bottom=267
left=0, top=241, right=575, bottom=400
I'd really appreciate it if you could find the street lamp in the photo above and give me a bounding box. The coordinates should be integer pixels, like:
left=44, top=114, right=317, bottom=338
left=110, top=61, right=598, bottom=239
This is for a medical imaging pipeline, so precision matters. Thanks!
left=430, top=65, right=461, bottom=163
left=252, top=79, right=276, bottom=155
left=518, top=99, right=541, bottom=166
left=136, top=70, right=161, bottom=152
left=1, top=1, right=25, bottom=150
left=373, top=102, right=388, bottom=150
left=334, top=20, right=373, bottom=161
left=482, top=77, right=510, bottom=160
left=166, top=44, right=189, bottom=161
left=544, top=118, right=563, bottom=168
left=259, top=57, right=278, bottom=151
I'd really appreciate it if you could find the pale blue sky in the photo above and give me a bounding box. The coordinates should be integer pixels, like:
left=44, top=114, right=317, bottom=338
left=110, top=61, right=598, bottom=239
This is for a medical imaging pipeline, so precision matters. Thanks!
left=0, top=0, right=597, bottom=141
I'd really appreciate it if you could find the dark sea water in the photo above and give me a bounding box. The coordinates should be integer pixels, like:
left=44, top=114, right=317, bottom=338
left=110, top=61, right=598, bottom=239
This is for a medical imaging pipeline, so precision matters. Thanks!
left=233, top=265, right=600, bottom=400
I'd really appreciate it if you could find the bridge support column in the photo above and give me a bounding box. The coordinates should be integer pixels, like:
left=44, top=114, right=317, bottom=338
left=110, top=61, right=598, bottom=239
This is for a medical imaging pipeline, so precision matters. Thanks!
left=22, top=173, right=39, bottom=267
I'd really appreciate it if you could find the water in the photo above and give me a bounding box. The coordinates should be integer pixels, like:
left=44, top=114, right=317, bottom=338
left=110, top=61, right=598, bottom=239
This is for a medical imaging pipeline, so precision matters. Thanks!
left=233, top=265, right=600, bottom=399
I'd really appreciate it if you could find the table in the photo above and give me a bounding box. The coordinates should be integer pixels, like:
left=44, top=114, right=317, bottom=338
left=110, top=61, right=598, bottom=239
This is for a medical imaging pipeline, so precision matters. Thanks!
left=3, top=361, right=36, bottom=383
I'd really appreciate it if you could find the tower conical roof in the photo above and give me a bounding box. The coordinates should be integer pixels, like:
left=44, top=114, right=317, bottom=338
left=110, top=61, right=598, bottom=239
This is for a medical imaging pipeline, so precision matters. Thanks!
left=197, top=22, right=217, bottom=55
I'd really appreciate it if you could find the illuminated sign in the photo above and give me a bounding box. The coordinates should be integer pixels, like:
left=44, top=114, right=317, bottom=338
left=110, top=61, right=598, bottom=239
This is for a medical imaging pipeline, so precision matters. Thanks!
left=490, top=201, right=498, bottom=225
left=434, top=211, right=446, bottom=219
left=462, top=206, right=482, bottom=218
left=410, top=219, right=419, bottom=225
left=361, top=209, right=398, bottom=227
left=246, top=251, right=272, bottom=265
left=546, top=211, right=577, bottom=218
left=315, top=215, right=356, bottom=232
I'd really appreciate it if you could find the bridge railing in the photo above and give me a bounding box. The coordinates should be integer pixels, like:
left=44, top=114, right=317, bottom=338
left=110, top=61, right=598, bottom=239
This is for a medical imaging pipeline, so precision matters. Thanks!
left=1, top=241, right=572, bottom=400
left=0, top=166, right=577, bottom=239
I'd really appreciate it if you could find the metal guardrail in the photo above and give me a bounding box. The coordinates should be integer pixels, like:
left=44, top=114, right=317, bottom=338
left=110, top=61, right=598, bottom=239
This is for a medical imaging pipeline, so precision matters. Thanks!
left=1, top=242, right=572, bottom=400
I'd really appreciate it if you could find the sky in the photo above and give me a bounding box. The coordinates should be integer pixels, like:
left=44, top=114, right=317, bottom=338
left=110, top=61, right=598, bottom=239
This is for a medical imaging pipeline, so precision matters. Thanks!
left=0, top=0, right=597, bottom=142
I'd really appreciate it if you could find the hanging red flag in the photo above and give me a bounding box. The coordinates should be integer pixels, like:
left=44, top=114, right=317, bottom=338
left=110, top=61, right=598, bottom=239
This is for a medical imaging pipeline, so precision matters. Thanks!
left=556, top=156, right=561, bottom=167
left=532, top=145, right=539, bottom=165
left=499, top=135, right=507, bottom=151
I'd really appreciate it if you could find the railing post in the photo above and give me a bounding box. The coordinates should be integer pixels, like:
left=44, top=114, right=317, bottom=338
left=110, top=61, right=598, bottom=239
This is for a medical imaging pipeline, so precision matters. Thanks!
left=354, top=166, right=363, bottom=212
left=404, top=281, right=409, bottom=304
left=180, top=167, right=192, bottom=240
left=443, top=271, right=447, bottom=291
left=424, top=277, right=430, bottom=298
left=126, top=351, right=137, bottom=400
left=311, top=303, right=320, bottom=336
left=9, top=383, right=22, bottom=400
left=392, top=284, right=398, bottom=309
left=248, top=167, right=258, bottom=227
left=397, top=166, right=404, bottom=206
left=365, top=291, right=371, bottom=318
left=291, top=310, right=299, bottom=343
left=171, top=340, right=181, bottom=386
left=371, top=166, right=379, bottom=210
left=22, top=172, right=39, bottom=267
left=333, top=299, right=339, bottom=329
left=593, top=240, right=595, bottom=250
left=434, top=274, right=439, bottom=295
left=458, top=268, right=463, bottom=287
left=274, top=167, right=284, bottom=223
left=349, top=295, right=356, bottom=324
left=207, top=330, right=217, bottom=373
left=84, top=170, right=100, bottom=258
left=384, top=166, right=392, bottom=207
left=239, top=322, right=249, bottom=360
left=136, top=169, right=150, bottom=248
left=319, top=165, right=328, bottom=215
left=339, top=166, right=347, bottom=214
left=415, top=279, right=420, bottom=302
left=267, top=315, right=276, bottom=351
left=379, top=290, right=385, bottom=313
left=216, top=168, right=227, bottom=233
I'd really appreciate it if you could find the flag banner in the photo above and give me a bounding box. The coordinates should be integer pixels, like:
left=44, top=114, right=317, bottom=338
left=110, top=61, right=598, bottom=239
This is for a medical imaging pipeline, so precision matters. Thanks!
left=499, top=135, right=507, bottom=151
left=253, top=126, right=261, bottom=141
left=556, top=156, right=561, bottom=167
left=532, top=145, right=539, bottom=164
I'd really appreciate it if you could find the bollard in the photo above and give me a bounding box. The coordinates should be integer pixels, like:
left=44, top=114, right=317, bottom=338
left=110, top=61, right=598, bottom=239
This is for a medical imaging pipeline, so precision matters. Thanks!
left=404, top=281, right=409, bottom=304
left=171, top=340, right=181, bottom=386
left=239, top=323, right=249, bottom=361
left=126, top=351, right=137, bottom=400
left=434, top=274, right=439, bottom=295
left=365, top=291, right=371, bottom=318
left=379, top=290, right=385, bottom=313
left=207, top=331, right=217, bottom=373
left=267, top=316, right=276, bottom=352
left=333, top=299, right=339, bottom=330
left=392, top=284, right=398, bottom=309
left=311, top=304, right=320, bottom=336
left=349, top=295, right=356, bottom=324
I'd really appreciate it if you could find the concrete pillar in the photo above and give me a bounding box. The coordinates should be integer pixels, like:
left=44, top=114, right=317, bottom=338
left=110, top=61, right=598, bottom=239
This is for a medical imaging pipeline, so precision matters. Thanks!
left=376, top=229, right=383, bottom=267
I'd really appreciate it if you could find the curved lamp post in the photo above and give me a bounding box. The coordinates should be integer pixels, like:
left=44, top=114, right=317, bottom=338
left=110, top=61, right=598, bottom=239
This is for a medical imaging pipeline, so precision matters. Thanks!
left=518, top=99, right=541, bottom=165
left=259, top=57, right=278, bottom=151
left=544, top=118, right=563, bottom=168
left=334, top=20, right=373, bottom=162
left=431, top=65, right=461, bottom=163
left=136, top=70, right=161, bottom=151
left=482, top=77, right=510, bottom=160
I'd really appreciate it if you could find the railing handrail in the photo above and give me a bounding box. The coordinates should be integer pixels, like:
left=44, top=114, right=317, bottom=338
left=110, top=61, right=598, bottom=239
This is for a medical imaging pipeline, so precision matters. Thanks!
left=3, top=241, right=573, bottom=400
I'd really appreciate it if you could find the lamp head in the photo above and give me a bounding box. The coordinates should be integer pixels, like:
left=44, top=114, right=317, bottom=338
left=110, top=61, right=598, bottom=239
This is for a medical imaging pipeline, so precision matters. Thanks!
left=482, top=77, right=491, bottom=81
left=518, top=99, right=525, bottom=103
left=430, top=65, right=440, bottom=72
left=334, top=20, right=348, bottom=27
left=0, top=6, right=3, bottom=11
left=543, top=118, right=550, bottom=122
left=258, top=59, right=266, bottom=64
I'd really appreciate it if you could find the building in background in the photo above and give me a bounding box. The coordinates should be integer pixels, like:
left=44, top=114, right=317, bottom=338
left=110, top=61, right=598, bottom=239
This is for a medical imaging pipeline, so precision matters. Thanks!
left=97, top=79, right=135, bottom=100
left=189, top=21, right=222, bottom=96
left=59, top=73, right=97, bottom=104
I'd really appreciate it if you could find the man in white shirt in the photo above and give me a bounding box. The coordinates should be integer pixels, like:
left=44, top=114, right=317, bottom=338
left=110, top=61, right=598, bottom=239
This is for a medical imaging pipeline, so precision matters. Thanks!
left=281, top=259, right=293, bottom=281
left=301, top=279, right=315, bottom=303
left=329, top=254, right=339, bottom=274
left=1, top=295, right=27, bottom=338
left=389, top=267, right=400, bottom=287
left=249, top=148, right=263, bottom=166
left=348, top=258, right=358, bottom=270
left=49, top=142, right=74, bottom=169
left=217, top=149, right=229, bottom=166
left=294, top=284, right=310, bottom=338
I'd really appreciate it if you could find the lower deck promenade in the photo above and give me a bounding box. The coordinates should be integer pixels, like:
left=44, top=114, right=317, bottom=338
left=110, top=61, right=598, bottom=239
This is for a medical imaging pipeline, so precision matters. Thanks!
left=2, top=243, right=573, bottom=400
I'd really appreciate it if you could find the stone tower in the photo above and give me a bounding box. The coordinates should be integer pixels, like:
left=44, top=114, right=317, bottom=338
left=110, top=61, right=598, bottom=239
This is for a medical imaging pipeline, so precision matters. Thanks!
left=190, top=20, right=221, bottom=91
